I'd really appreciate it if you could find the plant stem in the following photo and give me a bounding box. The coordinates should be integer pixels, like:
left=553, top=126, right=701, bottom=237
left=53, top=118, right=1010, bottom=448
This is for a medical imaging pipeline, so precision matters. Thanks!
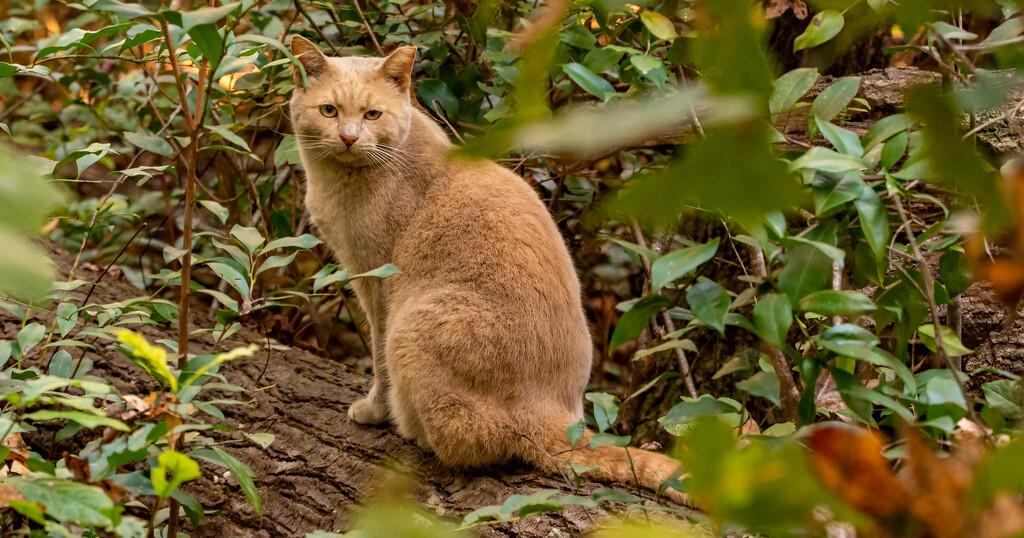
left=890, top=193, right=993, bottom=442
left=748, top=245, right=801, bottom=422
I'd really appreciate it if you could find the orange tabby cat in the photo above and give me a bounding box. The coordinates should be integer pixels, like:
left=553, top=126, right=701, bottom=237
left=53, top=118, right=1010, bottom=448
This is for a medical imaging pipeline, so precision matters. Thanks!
left=289, top=35, right=687, bottom=504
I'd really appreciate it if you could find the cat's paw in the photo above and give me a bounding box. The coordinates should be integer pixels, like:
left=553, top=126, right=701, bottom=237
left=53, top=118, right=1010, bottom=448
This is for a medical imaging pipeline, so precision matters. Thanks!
left=348, top=396, right=389, bottom=425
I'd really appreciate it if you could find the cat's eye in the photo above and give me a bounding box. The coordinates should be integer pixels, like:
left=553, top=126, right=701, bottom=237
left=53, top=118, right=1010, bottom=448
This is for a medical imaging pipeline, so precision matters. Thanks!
left=319, top=104, right=338, bottom=118
left=364, top=110, right=382, bottom=120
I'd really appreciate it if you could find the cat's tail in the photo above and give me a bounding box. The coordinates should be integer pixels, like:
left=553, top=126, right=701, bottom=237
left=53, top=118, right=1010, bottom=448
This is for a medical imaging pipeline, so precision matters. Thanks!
left=518, top=417, right=694, bottom=507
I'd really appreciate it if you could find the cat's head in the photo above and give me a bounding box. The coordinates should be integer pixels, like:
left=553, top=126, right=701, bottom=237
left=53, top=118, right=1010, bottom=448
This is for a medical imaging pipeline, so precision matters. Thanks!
left=289, top=36, right=416, bottom=168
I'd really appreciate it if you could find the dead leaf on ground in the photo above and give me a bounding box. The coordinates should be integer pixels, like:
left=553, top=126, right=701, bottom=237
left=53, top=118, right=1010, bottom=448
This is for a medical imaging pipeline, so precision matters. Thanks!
left=764, top=0, right=808, bottom=19
left=0, top=484, right=24, bottom=507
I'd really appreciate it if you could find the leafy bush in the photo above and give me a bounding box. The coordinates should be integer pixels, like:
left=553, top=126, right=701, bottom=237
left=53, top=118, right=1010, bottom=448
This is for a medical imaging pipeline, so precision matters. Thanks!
left=2, top=0, right=1024, bottom=535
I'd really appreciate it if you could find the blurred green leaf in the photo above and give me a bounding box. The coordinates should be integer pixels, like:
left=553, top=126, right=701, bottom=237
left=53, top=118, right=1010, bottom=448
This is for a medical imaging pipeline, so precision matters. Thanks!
left=151, top=450, right=201, bottom=499
left=562, top=63, right=615, bottom=101
left=794, top=10, right=845, bottom=52
left=640, top=11, right=677, bottom=41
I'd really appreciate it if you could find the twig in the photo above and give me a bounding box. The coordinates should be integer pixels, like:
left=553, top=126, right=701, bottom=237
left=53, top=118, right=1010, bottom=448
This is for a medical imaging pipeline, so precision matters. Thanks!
left=747, top=245, right=802, bottom=422
left=79, top=222, right=148, bottom=308
left=889, top=192, right=993, bottom=442
left=350, top=0, right=384, bottom=55
left=962, top=94, right=1024, bottom=139
left=630, top=221, right=699, bottom=399
left=294, top=0, right=341, bottom=55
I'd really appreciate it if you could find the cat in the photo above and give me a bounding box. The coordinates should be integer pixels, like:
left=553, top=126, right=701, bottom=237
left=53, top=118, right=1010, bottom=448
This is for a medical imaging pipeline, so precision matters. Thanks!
left=288, top=35, right=688, bottom=505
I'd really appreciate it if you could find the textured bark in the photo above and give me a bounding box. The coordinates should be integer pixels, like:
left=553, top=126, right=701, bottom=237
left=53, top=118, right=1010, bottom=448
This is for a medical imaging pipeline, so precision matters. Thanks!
left=3, top=245, right=686, bottom=538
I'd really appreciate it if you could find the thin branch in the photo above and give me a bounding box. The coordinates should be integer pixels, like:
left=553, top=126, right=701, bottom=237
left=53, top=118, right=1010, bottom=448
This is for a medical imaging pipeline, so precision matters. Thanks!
left=630, top=221, right=699, bottom=399
left=747, top=245, right=801, bottom=422
left=350, top=0, right=384, bottom=55
left=294, top=0, right=342, bottom=55
left=889, top=192, right=993, bottom=443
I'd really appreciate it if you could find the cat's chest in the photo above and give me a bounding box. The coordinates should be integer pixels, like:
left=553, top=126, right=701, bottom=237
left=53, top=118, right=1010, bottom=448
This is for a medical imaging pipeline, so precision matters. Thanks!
left=305, top=177, right=395, bottom=271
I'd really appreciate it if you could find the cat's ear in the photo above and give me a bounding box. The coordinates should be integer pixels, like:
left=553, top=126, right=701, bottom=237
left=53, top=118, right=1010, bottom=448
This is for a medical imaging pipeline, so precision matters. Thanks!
left=291, top=35, right=329, bottom=88
left=381, top=46, right=417, bottom=93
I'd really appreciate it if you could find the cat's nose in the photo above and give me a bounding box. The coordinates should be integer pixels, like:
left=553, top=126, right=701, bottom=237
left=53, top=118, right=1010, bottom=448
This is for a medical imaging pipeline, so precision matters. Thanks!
left=340, top=134, right=359, bottom=147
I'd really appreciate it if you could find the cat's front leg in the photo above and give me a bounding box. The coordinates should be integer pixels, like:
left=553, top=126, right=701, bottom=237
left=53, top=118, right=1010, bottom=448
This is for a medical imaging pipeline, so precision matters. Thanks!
left=348, top=283, right=391, bottom=425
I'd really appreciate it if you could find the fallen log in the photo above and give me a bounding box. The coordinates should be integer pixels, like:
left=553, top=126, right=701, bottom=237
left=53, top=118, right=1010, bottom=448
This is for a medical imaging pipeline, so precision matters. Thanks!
left=0, top=245, right=687, bottom=538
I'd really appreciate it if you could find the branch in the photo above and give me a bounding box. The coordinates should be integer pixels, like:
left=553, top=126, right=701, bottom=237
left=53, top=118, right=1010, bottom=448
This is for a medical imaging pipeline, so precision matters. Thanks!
left=747, top=245, right=801, bottom=423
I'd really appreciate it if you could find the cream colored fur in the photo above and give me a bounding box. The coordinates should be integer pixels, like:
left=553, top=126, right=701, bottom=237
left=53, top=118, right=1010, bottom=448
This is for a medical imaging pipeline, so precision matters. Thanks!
left=289, top=35, right=687, bottom=504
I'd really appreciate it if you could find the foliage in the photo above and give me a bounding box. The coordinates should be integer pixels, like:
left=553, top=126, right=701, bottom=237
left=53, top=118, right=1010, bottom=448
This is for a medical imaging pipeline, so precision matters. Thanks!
left=2, top=0, right=1024, bottom=535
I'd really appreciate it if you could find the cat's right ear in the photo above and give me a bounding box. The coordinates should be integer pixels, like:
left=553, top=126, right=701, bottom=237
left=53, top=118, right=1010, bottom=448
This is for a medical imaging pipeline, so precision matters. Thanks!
left=291, top=35, right=329, bottom=89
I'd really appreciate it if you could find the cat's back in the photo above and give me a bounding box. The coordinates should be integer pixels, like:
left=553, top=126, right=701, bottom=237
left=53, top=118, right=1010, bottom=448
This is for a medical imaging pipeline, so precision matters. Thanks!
left=393, top=156, right=580, bottom=299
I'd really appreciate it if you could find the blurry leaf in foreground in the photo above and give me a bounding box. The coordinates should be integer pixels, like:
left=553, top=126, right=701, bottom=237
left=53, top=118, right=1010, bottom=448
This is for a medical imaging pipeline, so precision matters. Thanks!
left=906, top=85, right=1008, bottom=232
left=0, top=147, right=62, bottom=302
left=678, top=418, right=844, bottom=534
left=613, top=128, right=804, bottom=231
left=511, top=89, right=757, bottom=158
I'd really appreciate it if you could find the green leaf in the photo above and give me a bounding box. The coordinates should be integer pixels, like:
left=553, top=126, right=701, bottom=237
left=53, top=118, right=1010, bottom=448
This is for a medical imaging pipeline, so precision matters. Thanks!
left=817, top=121, right=863, bottom=156
left=930, top=21, right=977, bottom=41
left=582, top=48, right=625, bottom=73
left=810, top=77, right=861, bottom=124
left=151, top=450, right=201, bottom=499
left=769, top=68, right=818, bottom=115
left=777, top=245, right=831, bottom=301
left=0, top=63, right=19, bottom=78
left=190, top=448, right=261, bottom=515
left=660, top=394, right=742, bottom=426
left=566, top=420, right=585, bottom=446
left=939, top=250, right=972, bottom=297
left=794, top=10, right=845, bottom=52
left=982, top=380, right=1024, bottom=420
left=813, top=172, right=865, bottom=215
left=610, top=295, right=669, bottom=351
left=640, top=11, right=677, bottom=41
left=752, top=293, right=792, bottom=348
left=199, top=200, right=230, bottom=224
left=650, top=239, right=719, bottom=291
left=980, top=17, right=1024, bottom=50
left=116, top=330, right=178, bottom=390
left=417, top=79, right=459, bottom=120
left=789, top=146, right=865, bottom=173
left=9, top=477, right=116, bottom=528
left=123, top=131, right=174, bottom=158
left=880, top=131, right=908, bottom=169
left=274, top=135, right=301, bottom=166
left=736, top=371, right=781, bottom=406
left=230, top=225, right=265, bottom=253
left=17, top=322, right=46, bottom=354
left=560, top=25, right=597, bottom=50
left=589, top=433, right=631, bottom=449
left=205, top=124, right=250, bottom=151
left=49, top=349, right=73, bottom=378
left=818, top=323, right=879, bottom=357
left=629, top=54, right=663, bottom=76
left=798, top=290, right=876, bottom=317
left=23, top=410, right=129, bottom=432
left=260, top=234, right=321, bottom=254
left=188, top=24, right=225, bottom=67
left=585, top=392, right=619, bottom=432
left=855, top=187, right=889, bottom=263
left=918, top=324, right=972, bottom=357
left=562, top=63, right=615, bottom=101
left=686, top=280, right=729, bottom=334
left=174, top=2, right=241, bottom=31
left=862, top=113, right=913, bottom=151
left=256, top=253, right=297, bottom=275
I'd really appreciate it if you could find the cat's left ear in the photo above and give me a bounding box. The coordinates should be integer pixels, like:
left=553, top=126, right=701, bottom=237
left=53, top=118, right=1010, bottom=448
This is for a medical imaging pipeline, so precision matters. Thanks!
left=381, top=46, right=417, bottom=94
